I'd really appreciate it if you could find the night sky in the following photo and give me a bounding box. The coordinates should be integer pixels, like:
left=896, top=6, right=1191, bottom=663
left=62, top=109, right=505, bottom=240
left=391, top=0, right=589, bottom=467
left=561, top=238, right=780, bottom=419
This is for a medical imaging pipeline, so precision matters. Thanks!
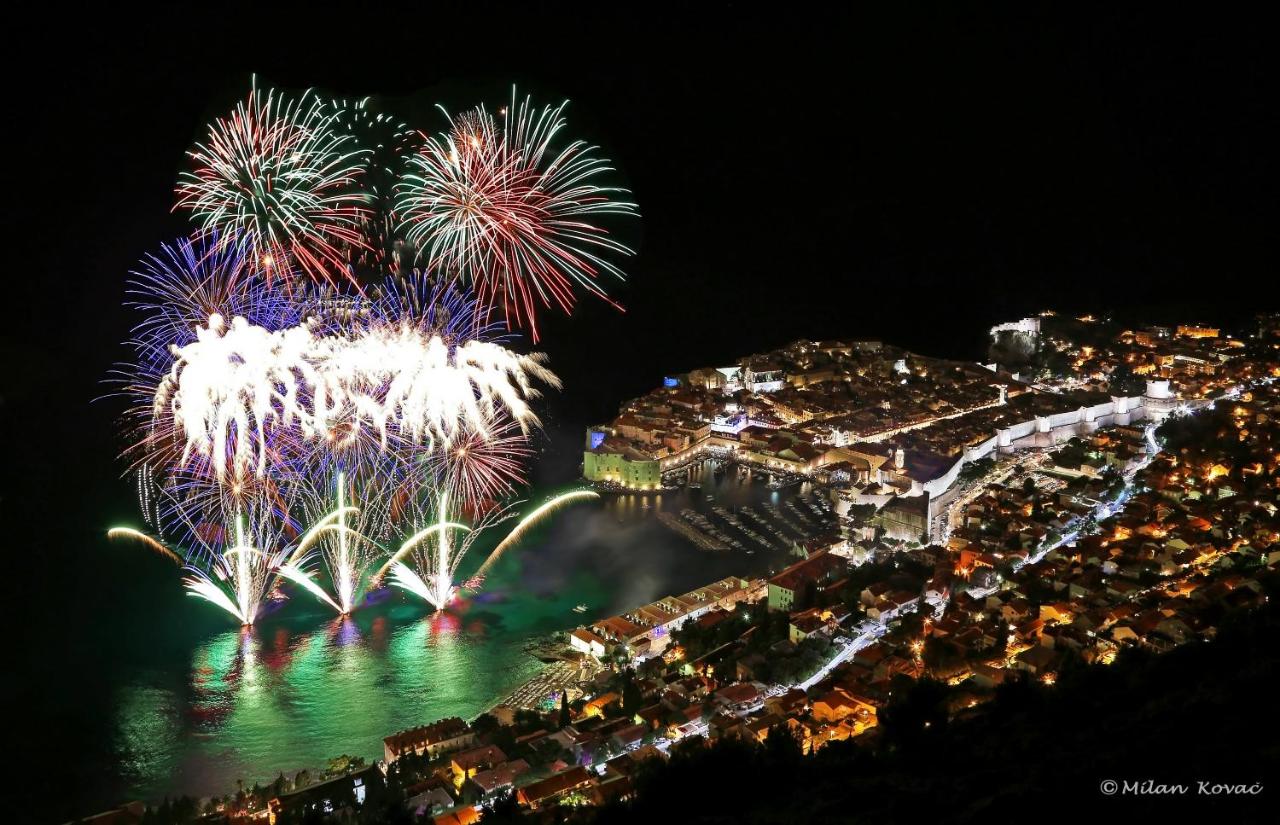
left=3, top=5, right=1274, bottom=818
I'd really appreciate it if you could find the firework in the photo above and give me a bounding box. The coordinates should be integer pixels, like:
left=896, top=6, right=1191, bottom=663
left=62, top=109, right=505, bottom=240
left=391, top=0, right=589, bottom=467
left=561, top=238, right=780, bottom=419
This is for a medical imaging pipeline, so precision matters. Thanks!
left=116, top=244, right=557, bottom=617
left=470, top=490, right=600, bottom=582
left=106, top=527, right=183, bottom=564
left=397, top=89, right=638, bottom=338
left=115, top=81, right=633, bottom=625
left=175, top=81, right=370, bottom=287
left=322, top=97, right=422, bottom=278
left=387, top=490, right=600, bottom=610
left=434, top=418, right=533, bottom=510
left=108, top=509, right=354, bottom=623
left=292, top=470, right=398, bottom=614
left=156, top=312, right=326, bottom=482
left=127, top=269, right=556, bottom=488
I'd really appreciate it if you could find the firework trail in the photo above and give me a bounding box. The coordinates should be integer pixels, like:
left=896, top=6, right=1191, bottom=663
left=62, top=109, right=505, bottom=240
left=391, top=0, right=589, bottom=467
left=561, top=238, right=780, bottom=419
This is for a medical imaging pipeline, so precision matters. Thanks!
left=292, top=468, right=400, bottom=614
left=397, top=89, right=638, bottom=338
left=108, top=510, right=351, bottom=623
left=386, top=490, right=600, bottom=610
left=175, top=80, right=371, bottom=288
left=470, top=490, right=600, bottom=582
left=106, top=527, right=183, bottom=564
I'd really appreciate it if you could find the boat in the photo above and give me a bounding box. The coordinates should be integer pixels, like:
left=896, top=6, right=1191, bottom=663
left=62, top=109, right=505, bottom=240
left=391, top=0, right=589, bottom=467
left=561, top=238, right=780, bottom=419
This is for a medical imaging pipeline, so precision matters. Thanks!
left=573, top=603, right=588, bottom=614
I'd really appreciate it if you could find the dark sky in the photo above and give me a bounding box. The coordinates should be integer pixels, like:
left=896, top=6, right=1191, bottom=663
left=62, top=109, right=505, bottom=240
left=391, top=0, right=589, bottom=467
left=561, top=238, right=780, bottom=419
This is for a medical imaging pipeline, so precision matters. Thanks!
left=5, top=0, right=1276, bottom=695
left=11, top=6, right=1274, bottom=406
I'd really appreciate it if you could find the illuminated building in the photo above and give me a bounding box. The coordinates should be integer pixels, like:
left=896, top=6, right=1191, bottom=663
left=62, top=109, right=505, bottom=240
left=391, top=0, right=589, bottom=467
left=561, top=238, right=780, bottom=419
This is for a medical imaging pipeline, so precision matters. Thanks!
left=766, top=551, right=848, bottom=611
left=383, top=717, right=476, bottom=764
left=582, top=438, right=662, bottom=489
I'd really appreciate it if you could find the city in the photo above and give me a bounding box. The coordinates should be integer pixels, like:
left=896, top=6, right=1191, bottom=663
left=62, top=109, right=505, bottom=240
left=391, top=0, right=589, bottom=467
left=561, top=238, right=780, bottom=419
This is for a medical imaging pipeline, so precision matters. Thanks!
left=9, top=7, right=1275, bottom=825
left=91, top=313, right=1279, bottom=823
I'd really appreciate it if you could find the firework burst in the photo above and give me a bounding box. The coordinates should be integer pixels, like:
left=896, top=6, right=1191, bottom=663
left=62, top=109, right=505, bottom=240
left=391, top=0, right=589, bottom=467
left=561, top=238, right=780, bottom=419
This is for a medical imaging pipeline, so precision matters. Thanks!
left=322, top=97, right=422, bottom=279
left=124, top=264, right=556, bottom=488
left=397, top=89, right=638, bottom=338
left=175, top=81, right=371, bottom=288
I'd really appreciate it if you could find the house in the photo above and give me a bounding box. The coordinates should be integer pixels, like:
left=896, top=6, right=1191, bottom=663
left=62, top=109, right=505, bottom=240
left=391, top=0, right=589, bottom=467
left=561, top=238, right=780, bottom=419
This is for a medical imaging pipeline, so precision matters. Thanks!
left=765, top=687, right=809, bottom=718
left=811, top=689, right=877, bottom=733
left=589, top=775, right=637, bottom=807
left=582, top=692, right=620, bottom=718
left=743, top=712, right=786, bottom=743
left=548, top=725, right=598, bottom=762
left=789, top=609, right=829, bottom=642
left=450, top=744, right=507, bottom=785
left=608, top=723, right=648, bottom=752
left=384, top=718, right=477, bottom=764
left=767, top=551, right=848, bottom=611
left=516, top=767, right=595, bottom=810
left=465, top=760, right=530, bottom=802
left=406, top=787, right=456, bottom=818
left=866, top=591, right=919, bottom=624
left=712, top=681, right=763, bottom=712
left=633, top=703, right=666, bottom=730
left=269, top=766, right=381, bottom=824
left=707, top=712, right=741, bottom=739
left=570, top=628, right=609, bottom=657
left=432, top=807, right=481, bottom=825
left=1013, top=644, right=1061, bottom=676
left=602, top=745, right=667, bottom=780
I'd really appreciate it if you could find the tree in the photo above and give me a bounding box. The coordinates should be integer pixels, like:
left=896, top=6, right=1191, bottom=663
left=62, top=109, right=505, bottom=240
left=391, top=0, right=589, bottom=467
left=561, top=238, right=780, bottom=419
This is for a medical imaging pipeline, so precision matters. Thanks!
left=762, top=723, right=803, bottom=770
left=621, top=669, right=644, bottom=714
left=514, top=708, right=550, bottom=733
left=471, top=712, right=500, bottom=735
left=878, top=678, right=949, bottom=753
left=559, top=690, right=572, bottom=728
left=1108, top=363, right=1145, bottom=396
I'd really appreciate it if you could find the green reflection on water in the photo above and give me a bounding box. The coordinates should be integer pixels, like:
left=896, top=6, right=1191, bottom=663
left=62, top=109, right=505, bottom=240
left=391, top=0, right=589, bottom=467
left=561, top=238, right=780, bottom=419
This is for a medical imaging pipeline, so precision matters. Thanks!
left=115, top=598, right=554, bottom=799
left=111, top=466, right=797, bottom=800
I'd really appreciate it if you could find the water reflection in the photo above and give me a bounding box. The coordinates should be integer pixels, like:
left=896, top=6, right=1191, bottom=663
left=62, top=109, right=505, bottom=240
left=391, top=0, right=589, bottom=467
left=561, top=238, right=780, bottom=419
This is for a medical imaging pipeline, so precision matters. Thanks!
left=115, top=607, right=542, bottom=799
left=110, top=461, right=820, bottom=800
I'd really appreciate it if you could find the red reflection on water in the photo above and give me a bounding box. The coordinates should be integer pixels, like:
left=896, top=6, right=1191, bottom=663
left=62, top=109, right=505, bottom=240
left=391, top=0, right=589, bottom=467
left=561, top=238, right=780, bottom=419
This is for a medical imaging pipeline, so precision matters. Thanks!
left=191, top=665, right=214, bottom=688
left=329, top=616, right=362, bottom=647
left=364, top=615, right=390, bottom=653
left=257, top=626, right=295, bottom=671
left=426, top=611, right=460, bottom=636
left=187, top=628, right=256, bottom=730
